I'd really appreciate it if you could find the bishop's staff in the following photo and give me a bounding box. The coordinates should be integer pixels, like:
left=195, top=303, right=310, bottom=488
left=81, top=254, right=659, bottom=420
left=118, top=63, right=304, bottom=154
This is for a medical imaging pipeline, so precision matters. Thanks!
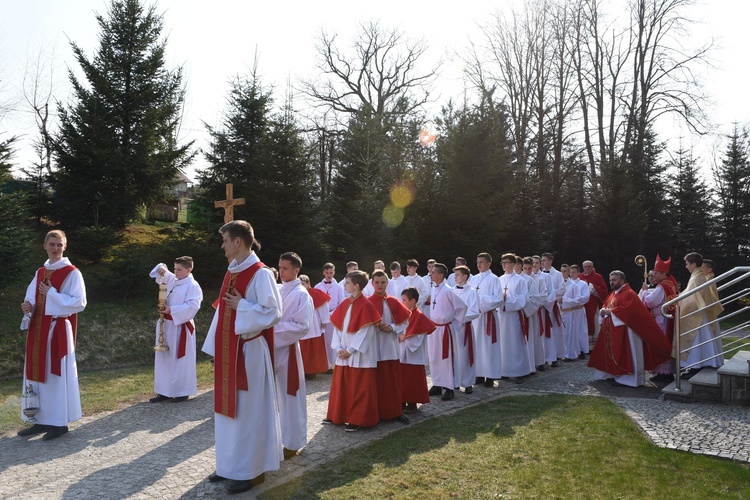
left=634, top=254, right=648, bottom=286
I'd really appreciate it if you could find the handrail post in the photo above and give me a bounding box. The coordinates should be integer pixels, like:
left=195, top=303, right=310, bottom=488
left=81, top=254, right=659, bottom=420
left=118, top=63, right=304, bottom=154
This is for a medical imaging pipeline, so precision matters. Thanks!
left=674, top=302, right=682, bottom=392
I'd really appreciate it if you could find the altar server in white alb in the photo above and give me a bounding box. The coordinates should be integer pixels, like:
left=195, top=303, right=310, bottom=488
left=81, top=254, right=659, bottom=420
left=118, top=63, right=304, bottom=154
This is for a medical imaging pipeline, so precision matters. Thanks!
left=202, top=221, right=283, bottom=495
left=148, top=257, right=203, bottom=403
left=275, top=252, right=313, bottom=459
left=470, top=252, right=503, bottom=387
left=541, top=252, right=566, bottom=363
left=522, top=257, right=547, bottom=372
left=18, top=230, right=87, bottom=441
left=426, top=263, right=467, bottom=401
left=515, top=256, right=542, bottom=373
left=314, top=262, right=345, bottom=369
left=498, top=254, right=531, bottom=383
left=386, top=261, right=409, bottom=298
left=403, top=259, right=430, bottom=310
left=561, top=264, right=590, bottom=361
left=450, top=265, right=480, bottom=393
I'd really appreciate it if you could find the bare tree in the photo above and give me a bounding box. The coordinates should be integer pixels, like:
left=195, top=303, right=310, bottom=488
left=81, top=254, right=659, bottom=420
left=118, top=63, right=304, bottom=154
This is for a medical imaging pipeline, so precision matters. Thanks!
left=302, top=21, right=438, bottom=119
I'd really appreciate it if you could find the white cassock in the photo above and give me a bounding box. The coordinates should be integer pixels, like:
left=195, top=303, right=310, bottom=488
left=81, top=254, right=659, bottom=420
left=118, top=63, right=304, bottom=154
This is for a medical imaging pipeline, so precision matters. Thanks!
left=498, top=273, right=531, bottom=377
left=542, top=268, right=566, bottom=360
left=201, top=253, right=283, bottom=481
left=149, top=264, right=203, bottom=398
left=315, top=278, right=345, bottom=368
left=447, top=272, right=457, bottom=287
left=561, top=277, right=590, bottom=358
left=520, top=272, right=545, bottom=371
left=403, top=274, right=430, bottom=312
left=593, top=295, right=645, bottom=387
left=470, top=271, right=503, bottom=379
left=533, top=271, right=556, bottom=363
left=21, top=257, right=86, bottom=426
left=450, top=284, right=480, bottom=387
left=386, top=275, right=409, bottom=298
left=427, top=282, right=467, bottom=389
left=275, top=279, right=313, bottom=451
left=686, top=314, right=724, bottom=369
left=421, top=275, right=434, bottom=319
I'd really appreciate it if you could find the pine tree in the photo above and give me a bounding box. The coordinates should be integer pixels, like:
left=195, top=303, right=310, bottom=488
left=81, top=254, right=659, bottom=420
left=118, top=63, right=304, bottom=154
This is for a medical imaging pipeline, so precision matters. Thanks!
left=52, top=0, right=193, bottom=230
left=713, top=125, right=750, bottom=261
left=199, top=74, right=323, bottom=265
left=0, top=138, right=34, bottom=284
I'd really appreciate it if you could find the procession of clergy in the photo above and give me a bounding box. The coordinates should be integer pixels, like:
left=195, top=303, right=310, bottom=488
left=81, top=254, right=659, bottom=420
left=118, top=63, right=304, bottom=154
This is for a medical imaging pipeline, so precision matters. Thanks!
left=18, top=221, right=725, bottom=494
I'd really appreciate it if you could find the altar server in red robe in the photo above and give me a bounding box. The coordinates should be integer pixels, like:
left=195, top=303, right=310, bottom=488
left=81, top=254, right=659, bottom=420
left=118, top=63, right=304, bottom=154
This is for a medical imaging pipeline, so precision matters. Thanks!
left=399, top=287, right=436, bottom=413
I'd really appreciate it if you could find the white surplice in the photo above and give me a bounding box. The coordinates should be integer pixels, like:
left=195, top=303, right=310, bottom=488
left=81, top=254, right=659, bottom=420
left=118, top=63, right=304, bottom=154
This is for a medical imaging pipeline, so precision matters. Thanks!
left=149, top=264, right=203, bottom=398
left=561, top=277, right=590, bottom=359
left=275, top=279, right=313, bottom=451
left=201, top=252, right=283, bottom=481
left=541, top=267, right=566, bottom=360
left=427, top=282, right=467, bottom=389
left=450, top=284, right=480, bottom=387
left=314, top=278, right=345, bottom=368
left=403, top=274, right=430, bottom=312
left=470, top=270, right=503, bottom=379
left=520, top=272, right=545, bottom=370
left=21, top=257, right=86, bottom=426
left=498, top=272, right=531, bottom=377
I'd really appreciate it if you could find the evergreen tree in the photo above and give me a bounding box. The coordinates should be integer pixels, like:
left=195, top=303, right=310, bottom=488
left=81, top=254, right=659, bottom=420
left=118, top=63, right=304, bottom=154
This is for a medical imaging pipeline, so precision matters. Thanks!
left=199, top=74, right=323, bottom=266
left=667, top=146, right=714, bottom=281
left=52, top=0, right=193, bottom=230
left=713, top=125, right=750, bottom=262
left=0, top=138, right=34, bottom=285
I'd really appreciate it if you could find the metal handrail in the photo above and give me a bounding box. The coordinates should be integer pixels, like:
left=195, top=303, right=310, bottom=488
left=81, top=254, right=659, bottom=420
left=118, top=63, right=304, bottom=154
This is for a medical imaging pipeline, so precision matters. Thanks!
left=661, top=266, right=750, bottom=393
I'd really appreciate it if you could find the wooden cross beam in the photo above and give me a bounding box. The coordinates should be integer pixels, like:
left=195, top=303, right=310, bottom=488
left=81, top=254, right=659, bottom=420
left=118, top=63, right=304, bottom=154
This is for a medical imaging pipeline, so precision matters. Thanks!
left=214, top=183, right=245, bottom=223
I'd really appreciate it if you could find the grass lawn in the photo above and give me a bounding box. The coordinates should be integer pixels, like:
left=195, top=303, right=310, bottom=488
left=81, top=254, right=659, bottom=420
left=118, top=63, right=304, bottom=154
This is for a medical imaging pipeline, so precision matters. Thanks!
left=0, top=359, right=214, bottom=434
left=263, top=395, right=750, bottom=499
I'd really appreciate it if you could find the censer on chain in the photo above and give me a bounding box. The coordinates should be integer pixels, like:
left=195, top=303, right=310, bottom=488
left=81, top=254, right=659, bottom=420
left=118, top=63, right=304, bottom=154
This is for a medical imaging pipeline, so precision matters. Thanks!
left=154, top=274, right=169, bottom=351
left=22, top=384, right=40, bottom=422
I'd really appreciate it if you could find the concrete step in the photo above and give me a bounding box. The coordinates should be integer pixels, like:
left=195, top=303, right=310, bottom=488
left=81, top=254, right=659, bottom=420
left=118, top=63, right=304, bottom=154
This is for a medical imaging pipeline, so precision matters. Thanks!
left=662, top=379, right=692, bottom=401
left=688, top=367, right=720, bottom=387
left=717, top=350, right=750, bottom=379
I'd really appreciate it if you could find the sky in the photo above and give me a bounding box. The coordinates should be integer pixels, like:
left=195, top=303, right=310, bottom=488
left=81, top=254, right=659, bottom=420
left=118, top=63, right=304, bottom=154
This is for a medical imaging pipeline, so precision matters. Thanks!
left=1, top=0, right=749, bottom=179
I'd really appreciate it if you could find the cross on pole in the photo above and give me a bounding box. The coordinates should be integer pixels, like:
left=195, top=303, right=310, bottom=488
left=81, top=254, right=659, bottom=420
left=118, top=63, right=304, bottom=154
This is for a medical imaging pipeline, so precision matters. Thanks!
left=214, top=183, right=245, bottom=223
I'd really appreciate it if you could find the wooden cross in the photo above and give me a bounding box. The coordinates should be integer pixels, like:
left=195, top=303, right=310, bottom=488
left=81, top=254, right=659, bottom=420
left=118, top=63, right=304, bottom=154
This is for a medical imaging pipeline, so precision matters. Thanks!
left=214, top=183, right=245, bottom=223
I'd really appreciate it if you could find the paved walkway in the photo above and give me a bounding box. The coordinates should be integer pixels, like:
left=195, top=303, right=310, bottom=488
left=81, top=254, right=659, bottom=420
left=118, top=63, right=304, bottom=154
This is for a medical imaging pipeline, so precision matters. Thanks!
left=1, top=359, right=748, bottom=499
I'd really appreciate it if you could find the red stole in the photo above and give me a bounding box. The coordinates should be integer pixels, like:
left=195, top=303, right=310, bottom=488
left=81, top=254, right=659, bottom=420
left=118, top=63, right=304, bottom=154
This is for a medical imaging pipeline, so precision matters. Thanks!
left=367, top=293, right=411, bottom=326
left=25, top=265, right=77, bottom=382
left=163, top=314, right=195, bottom=359
left=404, top=307, right=436, bottom=339
left=213, top=262, right=275, bottom=419
left=330, top=294, right=381, bottom=333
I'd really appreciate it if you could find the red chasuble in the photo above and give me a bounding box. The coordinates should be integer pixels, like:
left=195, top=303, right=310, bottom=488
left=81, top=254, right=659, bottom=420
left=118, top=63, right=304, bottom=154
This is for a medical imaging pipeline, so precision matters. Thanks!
left=404, top=307, right=436, bottom=338
left=367, top=293, right=411, bottom=327
left=587, top=284, right=673, bottom=376
left=579, top=271, right=608, bottom=336
left=26, top=265, right=78, bottom=383
left=330, top=294, right=381, bottom=333
left=213, top=262, right=275, bottom=419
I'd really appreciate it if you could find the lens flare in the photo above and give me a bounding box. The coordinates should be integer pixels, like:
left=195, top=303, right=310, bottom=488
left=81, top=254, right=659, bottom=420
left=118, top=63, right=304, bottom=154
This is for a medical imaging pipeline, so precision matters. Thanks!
left=418, top=127, right=437, bottom=146
left=382, top=204, right=405, bottom=228
left=390, top=184, right=414, bottom=208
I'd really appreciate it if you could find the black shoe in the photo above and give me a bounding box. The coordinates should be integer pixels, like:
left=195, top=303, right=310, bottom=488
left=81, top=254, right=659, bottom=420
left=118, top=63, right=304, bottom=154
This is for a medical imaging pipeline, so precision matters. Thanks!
left=537, top=365, right=546, bottom=372
left=344, top=424, right=360, bottom=432
left=17, top=423, right=50, bottom=437
left=395, top=414, right=410, bottom=424
left=403, top=403, right=418, bottom=414
left=475, top=376, right=486, bottom=385
left=464, top=386, right=473, bottom=394
left=42, top=426, right=68, bottom=441
left=550, top=361, right=559, bottom=367
left=441, top=389, right=455, bottom=401
left=305, top=374, right=317, bottom=381
left=322, top=418, right=333, bottom=424
left=172, top=396, right=189, bottom=403
left=578, top=353, right=586, bottom=360
left=564, top=357, right=575, bottom=362
left=483, top=378, right=495, bottom=388
left=227, top=480, right=254, bottom=494
left=428, top=385, right=443, bottom=396
left=680, top=369, right=700, bottom=380
left=149, top=394, right=170, bottom=403
left=208, top=472, right=226, bottom=483
left=511, top=377, right=524, bottom=384
left=650, top=373, right=675, bottom=383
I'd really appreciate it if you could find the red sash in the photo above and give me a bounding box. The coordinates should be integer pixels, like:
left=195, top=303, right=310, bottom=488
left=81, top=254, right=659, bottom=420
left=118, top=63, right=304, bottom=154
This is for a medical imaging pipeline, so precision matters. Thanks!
left=537, top=309, right=545, bottom=336
left=436, top=323, right=453, bottom=360
left=485, top=311, right=497, bottom=343
left=164, top=314, right=195, bottom=359
left=463, top=322, right=474, bottom=366
left=213, top=262, right=275, bottom=418
left=518, top=311, right=529, bottom=343
left=26, top=265, right=77, bottom=382
left=287, top=343, right=300, bottom=396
